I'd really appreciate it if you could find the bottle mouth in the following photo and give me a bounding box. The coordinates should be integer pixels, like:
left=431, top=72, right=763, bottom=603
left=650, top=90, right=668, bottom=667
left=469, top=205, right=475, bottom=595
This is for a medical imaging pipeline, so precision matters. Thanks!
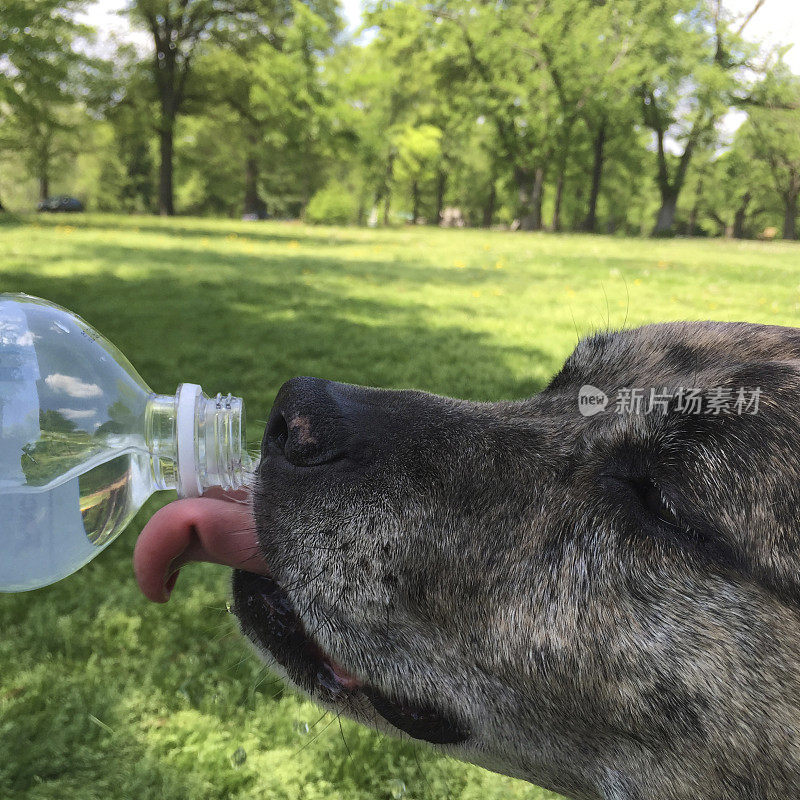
left=146, top=385, right=249, bottom=497
left=196, top=390, right=247, bottom=496
left=177, top=383, right=247, bottom=497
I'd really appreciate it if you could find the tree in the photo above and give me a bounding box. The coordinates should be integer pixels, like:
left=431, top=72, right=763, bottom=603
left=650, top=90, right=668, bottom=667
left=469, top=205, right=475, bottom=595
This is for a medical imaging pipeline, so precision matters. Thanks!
left=343, top=2, right=442, bottom=224
left=125, top=1, right=250, bottom=216
left=392, top=123, right=442, bottom=221
left=197, top=0, right=342, bottom=218
left=695, top=134, right=777, bottom=239
left=126, top=0, right=340, bottom=216
left=0, top=0, right=91, bottom=206
left=429, top=0, right=649, bottom=232
left=639, top=0, right=762, bottom=235
left=435, top=0, right=558, bottom=230
left=356, top=1, right=481, bottom=226
left=84, top=43, right=158, bottom=213
left=125, top=0, right=221, bottom=215
left=521, top=1, right=643, bottom=232
left=742, top=63, right=800, bottom=240
left=0, top=100, right=87, bottom=201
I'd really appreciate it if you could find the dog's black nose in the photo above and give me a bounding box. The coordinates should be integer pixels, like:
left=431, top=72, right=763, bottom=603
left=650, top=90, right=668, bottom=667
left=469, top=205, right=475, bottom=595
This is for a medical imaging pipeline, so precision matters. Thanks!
left=263, top=377, right=357, bottom=467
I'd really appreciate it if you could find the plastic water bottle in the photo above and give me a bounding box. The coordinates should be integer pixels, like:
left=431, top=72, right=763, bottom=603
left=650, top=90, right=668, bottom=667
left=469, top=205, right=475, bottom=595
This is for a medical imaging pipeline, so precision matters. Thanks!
left=0, top=293, right=250, bottom=592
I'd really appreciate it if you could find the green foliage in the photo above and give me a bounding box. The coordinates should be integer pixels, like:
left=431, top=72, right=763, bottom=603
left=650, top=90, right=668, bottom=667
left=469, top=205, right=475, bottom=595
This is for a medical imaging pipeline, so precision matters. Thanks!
left=98, top=46, right=158, bottom=213
left=1, top=1, right=799, bottom=236
left=0, top=1, right=100, bottom=201
left=393, top=124, right=442, bottom=190
left=740, top=61, right=800, bottom=239
left=123, top=0, right=344, bottom=214
left=304, top=182, right=358, bottom=224
left=175, top=113, right=248, bottom=216
left=0, top=1, right=89, bottom=97
left=173, top=0, right=344, bottom=217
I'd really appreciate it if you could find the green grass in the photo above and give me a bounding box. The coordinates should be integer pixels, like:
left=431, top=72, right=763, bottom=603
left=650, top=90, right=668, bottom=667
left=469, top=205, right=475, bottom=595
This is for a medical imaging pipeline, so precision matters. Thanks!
left=1, top=213, right=799, bottom=800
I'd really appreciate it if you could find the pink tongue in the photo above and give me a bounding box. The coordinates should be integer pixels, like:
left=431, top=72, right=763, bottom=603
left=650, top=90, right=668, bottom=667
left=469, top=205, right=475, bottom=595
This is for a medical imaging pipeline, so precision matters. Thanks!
left=133, top=491, right=269, bottom=603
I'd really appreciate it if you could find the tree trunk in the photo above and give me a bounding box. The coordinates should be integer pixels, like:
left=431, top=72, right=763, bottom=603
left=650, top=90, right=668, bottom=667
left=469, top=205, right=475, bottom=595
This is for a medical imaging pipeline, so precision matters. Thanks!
left=531, top=167, right=545, bottom=230
left=379, top=152, right=395, bottom=226
left=516, top=166, right=545, bottom=231
left=381, top=193, right=390, bottom=226
left=39, top=175, right=49, bottom=203
left=648, top=104, right=699, bottom=236
left=435, top=169, right=446, bottom=225
left=552, top=170, right=565, bottom=232
left=482, top=180, right=496, bottom=228
left=572, top=184, right=584, bottom=231
left=653, top=191, right=679, bottom=236
left=411, top=179, right=420, bottom=222
left=733, top=191, right=751, bottom=239
left=243, top=147, right=261, bottom=218
left=551, top=119, right=576, bottom=233
left=687, top=179, right=702, bottom=235
left=784, top=190, right=799, bottom=241
left=582, top=122, right=606, bottom=233
left=158, top=124, right=175, bottom=217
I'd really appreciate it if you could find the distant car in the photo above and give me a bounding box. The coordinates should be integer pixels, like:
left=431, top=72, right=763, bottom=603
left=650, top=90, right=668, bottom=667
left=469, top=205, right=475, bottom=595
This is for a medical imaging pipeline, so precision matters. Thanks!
left=37, top=196, right=84, bottom=213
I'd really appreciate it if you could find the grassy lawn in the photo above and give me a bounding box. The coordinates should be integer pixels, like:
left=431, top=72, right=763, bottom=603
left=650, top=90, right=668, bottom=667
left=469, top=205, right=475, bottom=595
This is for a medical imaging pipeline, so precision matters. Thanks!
left=1, top=213, right=799, bottom=800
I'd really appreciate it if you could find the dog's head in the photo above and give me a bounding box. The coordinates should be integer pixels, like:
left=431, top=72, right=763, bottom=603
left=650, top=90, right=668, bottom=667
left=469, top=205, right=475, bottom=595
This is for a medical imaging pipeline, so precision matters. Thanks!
left=233, top=321, right=800, bottom=800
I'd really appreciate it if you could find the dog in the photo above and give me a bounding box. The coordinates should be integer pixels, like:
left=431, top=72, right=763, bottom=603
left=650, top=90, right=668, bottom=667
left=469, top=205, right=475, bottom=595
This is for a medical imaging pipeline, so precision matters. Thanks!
left=231, top=320, right=800, bottom=800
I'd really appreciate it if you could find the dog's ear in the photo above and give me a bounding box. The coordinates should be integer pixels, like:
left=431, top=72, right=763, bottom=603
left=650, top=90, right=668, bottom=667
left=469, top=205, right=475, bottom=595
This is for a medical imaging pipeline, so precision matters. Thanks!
left=688, top=323, right=800, bottom=367
left=680, top=358, right=800, bottom=607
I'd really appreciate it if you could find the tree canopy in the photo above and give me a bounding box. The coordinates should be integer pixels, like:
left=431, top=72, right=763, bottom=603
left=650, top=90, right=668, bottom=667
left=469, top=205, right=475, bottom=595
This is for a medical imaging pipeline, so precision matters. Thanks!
left=1, top=0, right=798, bottom=239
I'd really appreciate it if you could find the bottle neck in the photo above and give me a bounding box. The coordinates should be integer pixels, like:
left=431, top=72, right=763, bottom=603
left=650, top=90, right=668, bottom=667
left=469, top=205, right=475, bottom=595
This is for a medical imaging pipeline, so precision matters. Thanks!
left=144, top=384, right=248, bottom=497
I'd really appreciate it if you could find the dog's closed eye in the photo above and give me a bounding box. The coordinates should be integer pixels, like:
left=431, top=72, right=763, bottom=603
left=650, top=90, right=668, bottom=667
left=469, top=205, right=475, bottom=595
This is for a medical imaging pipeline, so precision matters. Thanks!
left=631, top=477, right=681, bottom=528
left=599, top=472, right=688, bottom=534
left=601, top=469, right=748, bottom=591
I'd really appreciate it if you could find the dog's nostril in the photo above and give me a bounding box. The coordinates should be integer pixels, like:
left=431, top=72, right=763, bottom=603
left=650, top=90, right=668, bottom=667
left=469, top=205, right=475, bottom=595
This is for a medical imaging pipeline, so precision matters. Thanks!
left=264, top=377, right=369, bottom=467
left=266, top=412, right=289, bottom=454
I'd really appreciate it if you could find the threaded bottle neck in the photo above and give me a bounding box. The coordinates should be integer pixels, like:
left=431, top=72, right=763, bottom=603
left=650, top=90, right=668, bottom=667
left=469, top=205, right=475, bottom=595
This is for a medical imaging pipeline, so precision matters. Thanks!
left=144, top=385, right=248, bottom=497
left=193, top=391, right=247, bottom=495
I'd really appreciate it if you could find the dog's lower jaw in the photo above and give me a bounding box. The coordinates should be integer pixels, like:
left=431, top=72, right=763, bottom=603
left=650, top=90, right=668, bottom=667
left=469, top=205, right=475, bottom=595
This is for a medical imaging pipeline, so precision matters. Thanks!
left=232, top=569, right=615, bottom=800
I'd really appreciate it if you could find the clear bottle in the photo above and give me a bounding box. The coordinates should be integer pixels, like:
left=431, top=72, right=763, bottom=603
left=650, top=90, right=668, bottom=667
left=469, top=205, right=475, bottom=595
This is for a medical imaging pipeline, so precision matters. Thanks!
left=0, top=293, right=250, bottom=592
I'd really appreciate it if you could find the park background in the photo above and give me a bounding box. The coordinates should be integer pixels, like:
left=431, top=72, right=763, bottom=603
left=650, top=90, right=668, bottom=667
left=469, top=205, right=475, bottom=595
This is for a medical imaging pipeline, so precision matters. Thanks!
left=2, top=2, right=800, bottom=800
left=1, top=0, right=800, bottom=237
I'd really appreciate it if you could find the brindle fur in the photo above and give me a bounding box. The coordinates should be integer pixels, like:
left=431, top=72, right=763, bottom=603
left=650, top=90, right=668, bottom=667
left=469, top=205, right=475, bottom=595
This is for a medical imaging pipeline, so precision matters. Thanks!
left=235, top=321, right=800, bottom=800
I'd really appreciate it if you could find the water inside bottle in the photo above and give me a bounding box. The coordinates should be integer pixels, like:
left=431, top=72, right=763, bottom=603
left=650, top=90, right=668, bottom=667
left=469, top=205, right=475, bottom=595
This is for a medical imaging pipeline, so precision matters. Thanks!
left=0, top=445, right=153, bottom=591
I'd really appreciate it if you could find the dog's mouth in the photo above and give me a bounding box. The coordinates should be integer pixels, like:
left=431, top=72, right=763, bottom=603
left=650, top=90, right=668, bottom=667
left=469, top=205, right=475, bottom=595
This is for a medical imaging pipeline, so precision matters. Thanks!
left=232, top=570, right=470, bottom=746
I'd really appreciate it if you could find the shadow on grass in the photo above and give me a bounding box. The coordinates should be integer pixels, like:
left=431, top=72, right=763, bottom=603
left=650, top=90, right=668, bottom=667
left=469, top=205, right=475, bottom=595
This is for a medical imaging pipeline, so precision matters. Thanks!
left=0, top=246, right=556, bottom=411
left=27, top=214, right=377, bottom=249
left=3, top=237, right=545, bottom=292
left=18, top=214, right=778, bottom=297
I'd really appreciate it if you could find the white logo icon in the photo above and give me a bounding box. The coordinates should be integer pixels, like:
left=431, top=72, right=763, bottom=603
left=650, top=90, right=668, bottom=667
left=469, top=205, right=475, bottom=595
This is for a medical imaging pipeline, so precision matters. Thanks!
left=578, top=385, right=608, bottom=417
